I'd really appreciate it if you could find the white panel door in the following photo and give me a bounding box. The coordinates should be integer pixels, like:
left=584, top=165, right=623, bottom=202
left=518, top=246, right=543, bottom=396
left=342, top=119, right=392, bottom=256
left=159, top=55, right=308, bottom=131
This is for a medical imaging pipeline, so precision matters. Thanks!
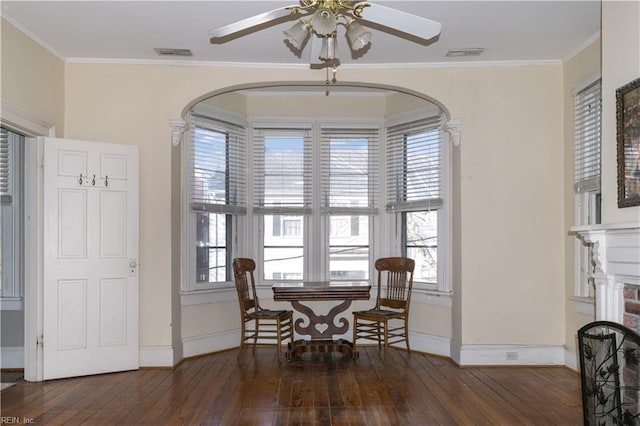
left=43, top=137, right=138, bottom=380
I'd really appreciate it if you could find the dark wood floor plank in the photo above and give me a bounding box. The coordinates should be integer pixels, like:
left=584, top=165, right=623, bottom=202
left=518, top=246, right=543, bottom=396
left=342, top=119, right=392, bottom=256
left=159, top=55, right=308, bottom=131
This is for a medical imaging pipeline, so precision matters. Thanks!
left=0, top=347, right=582, bottom=425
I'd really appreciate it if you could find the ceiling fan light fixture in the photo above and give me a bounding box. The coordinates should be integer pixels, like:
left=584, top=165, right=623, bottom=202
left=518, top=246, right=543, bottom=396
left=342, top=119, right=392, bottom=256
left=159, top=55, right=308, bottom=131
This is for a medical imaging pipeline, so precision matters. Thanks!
left=283, top=20, right=310, bottom=49
left=311, top=7, right=337, bottom=36
left=346, top=20, right=371, bottom=51
left=319, top=35, right=339, bottom=61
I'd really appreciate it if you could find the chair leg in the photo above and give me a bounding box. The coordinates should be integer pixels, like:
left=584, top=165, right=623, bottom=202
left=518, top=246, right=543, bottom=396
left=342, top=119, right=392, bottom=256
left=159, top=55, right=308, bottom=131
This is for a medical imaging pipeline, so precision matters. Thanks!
left=276, top=318, right=282, bottom=363
left=404, top=318, right=411, bottom=354
left=352, top=317, right=358, bottom=359
left=238, top=319, right=246, bottom=360
left=383, top=320, right=389, bottom=361
left=252, top=319, right=259, bottom=352
left=377, top=322, right=382, bottom=350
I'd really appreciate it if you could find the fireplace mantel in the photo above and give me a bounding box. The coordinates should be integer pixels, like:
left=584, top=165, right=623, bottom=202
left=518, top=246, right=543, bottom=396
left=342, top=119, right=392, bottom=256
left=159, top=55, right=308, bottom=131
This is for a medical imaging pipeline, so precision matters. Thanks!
left=570, top=223, right=640, bottom=323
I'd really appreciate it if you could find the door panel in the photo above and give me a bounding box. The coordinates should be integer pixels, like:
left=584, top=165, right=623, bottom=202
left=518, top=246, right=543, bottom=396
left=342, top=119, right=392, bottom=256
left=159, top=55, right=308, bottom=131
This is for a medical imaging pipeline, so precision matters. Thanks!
left=43, top=137, right=138, bottom=380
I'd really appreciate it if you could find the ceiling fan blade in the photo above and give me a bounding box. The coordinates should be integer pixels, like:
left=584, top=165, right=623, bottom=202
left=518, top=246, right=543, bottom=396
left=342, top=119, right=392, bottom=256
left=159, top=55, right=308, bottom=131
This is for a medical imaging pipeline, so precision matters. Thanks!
left=209, top=7, right=294, bottom=41
left=356, top=3, right=442, bottom=42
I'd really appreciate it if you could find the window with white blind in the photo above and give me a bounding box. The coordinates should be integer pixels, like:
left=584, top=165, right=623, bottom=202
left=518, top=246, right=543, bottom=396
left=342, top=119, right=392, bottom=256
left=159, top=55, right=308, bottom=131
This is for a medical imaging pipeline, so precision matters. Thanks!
left=387, top=114, right=444, bottom=287
left=321, top=126, right=379, bottom=280
left=1, top=127, right=23, bottom=307
left=184, top=111, right=449, bottom=296
left=189, top=113, right=246, bottom=287
left=253, top=128, right=312, bottom=280
left=573, top=78, right=602, bottom=298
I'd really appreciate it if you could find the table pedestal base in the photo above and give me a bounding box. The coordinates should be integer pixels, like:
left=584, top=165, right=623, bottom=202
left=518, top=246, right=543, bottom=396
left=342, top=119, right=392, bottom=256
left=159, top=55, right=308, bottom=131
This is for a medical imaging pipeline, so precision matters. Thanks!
left=286, top=338, right=358, bottom=359
left=286, top=300, right=358, bottom=359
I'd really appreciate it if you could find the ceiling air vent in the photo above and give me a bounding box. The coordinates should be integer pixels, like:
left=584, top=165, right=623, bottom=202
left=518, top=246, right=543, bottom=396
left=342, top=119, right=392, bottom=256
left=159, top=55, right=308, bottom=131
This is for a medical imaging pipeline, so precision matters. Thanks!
left=154, top=48, right=193, bottom=57
left=446, top=48, right=485, bottom=57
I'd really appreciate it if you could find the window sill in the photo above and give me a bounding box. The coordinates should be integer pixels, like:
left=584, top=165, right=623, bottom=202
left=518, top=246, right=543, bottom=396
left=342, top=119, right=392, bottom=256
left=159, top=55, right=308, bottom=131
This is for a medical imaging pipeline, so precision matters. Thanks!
left=1, top=297, right=24, bottom=311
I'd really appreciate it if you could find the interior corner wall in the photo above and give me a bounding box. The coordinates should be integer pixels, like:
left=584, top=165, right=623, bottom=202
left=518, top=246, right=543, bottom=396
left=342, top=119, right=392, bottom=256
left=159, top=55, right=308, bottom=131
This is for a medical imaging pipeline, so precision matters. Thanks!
left=562, top=37, right=601, bottom=359
left=601, top=1, right=640, bottom=224
left=0, top=18, right=65, bottom=134
left=59, top=63, right=567, bottom=365
left=4, top=8, right=571, bottom=364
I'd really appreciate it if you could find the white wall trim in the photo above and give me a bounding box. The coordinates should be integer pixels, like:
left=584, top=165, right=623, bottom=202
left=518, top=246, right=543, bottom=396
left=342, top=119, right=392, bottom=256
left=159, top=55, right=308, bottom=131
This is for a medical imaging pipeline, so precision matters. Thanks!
left=182, top=329, right=238, bottom=359
left=63, top=57, right=563, bottom=69
left=564, top=346, right=579, bottom=371
left=139, top=345, right=176, bottom=368
left=1, top=100, right=55, bottom=137
left=408, top=331, right=451, bottom=358
left=0, top=346, right=24, bottom=369
left=456, top=344, right=566, bottom=366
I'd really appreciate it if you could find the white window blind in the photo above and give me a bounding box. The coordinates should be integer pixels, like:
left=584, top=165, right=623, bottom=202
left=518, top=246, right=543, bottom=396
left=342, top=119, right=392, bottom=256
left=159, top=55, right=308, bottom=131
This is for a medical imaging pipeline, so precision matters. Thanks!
left=574, top=79, right=601, bottom=193
left=0, top=128, right=10, bottom=203
left=253, top=128, right=312, bottom=215
left=190, top=113, right=246, bottom=214
left=386, top=115, right=443, bottom=212
left=321, top=126, right=379, bottom=215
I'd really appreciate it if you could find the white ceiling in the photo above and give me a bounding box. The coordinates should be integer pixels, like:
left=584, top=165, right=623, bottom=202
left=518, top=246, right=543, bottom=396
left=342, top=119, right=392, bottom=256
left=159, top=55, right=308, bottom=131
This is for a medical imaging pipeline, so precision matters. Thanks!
left=1, top=1, right=601, bottom=67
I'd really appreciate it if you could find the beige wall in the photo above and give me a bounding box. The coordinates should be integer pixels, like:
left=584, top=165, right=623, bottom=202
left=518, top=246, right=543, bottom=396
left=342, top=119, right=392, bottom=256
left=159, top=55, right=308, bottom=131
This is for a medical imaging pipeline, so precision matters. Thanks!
left=601, top=1, right=640, bottom=224
left=59, top=62, right=566, bottom=353
left=3, top=14, right=586, bottom=363
left=0, top=18, right=64, bottom=133
left=562, top=37, right=601, bottom=354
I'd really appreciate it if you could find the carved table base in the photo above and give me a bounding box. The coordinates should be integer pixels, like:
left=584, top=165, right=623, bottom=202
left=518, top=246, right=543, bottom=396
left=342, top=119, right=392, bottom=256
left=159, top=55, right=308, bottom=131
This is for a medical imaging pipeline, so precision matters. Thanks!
left=287, top=300, right=358, bottom=359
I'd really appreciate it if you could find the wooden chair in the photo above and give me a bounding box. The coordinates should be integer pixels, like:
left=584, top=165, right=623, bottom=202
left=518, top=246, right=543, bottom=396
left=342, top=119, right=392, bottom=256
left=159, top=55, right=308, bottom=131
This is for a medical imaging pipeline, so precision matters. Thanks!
left=232, top=258, right=293, bottom=362
left=353, top=257, right=415, bottom=359
left=577, top=320, right=640, bottom=425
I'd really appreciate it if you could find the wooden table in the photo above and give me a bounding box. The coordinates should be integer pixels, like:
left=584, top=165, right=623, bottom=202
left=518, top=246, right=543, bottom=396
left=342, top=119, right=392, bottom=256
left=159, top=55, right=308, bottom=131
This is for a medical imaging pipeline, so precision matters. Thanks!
left=272, top=281, right=371, bottom=359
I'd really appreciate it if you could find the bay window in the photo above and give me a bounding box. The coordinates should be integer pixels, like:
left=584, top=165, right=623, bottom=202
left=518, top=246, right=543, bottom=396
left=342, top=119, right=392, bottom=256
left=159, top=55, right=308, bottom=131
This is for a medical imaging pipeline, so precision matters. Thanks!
left=184, top=111, right=448, bottom=294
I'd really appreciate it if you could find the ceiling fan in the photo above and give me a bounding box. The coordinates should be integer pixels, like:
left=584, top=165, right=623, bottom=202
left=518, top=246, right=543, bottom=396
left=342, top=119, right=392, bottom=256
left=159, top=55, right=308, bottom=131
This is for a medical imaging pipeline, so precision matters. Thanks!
left=209, top=0, right=442, bottom=80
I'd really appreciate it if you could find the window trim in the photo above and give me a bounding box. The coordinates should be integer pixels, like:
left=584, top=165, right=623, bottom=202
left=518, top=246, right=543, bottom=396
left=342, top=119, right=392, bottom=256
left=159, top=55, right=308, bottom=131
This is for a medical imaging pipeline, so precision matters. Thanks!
left=572, top=75, right=601, bottom=299
left=183, top=110, right=451, bottom=300
left=182, top=105, right=247, bottom=294
left=1, top=128, right=24, bottom=310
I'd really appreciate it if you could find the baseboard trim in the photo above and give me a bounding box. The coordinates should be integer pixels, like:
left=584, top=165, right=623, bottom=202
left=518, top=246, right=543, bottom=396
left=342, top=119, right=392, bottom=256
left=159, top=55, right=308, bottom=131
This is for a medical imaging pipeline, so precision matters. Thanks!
left=0, top=347, right=24, bottom=369
left=408, top=331, right=451, bottom=358
left=139, top=345, right=176, bottom=368
left=455, top=343, right=566, bottom=366
left=182, top=329, right=238, bottom=359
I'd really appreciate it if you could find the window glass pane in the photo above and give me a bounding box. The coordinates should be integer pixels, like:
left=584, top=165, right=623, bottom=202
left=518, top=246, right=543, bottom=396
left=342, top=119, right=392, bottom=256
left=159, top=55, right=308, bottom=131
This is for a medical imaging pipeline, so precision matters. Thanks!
left=193, top=127, right=228, bottom=206
left=329, top=215, right=369, bottom=280
left=405, top=130, right=440, bottom=202
left=327, top=137, right=371, bottom=208
left=196, top=212, right=229, bottom=283
left=263, top=136, right=306, bottom=207
left=264, top=215, right=303, bottom=280
left=403, top=210, right=437, bottom=282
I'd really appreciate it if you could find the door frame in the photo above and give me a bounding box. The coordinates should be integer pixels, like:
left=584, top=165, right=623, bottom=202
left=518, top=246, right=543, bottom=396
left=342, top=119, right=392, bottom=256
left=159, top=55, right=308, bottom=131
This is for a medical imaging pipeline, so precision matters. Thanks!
left=1, top=100, right=56, bottom=382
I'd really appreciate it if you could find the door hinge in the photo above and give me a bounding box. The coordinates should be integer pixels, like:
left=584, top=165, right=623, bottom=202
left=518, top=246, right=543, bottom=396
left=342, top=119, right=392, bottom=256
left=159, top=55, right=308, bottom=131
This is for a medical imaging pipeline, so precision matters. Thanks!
left=36, top=335, right=43, bottom=347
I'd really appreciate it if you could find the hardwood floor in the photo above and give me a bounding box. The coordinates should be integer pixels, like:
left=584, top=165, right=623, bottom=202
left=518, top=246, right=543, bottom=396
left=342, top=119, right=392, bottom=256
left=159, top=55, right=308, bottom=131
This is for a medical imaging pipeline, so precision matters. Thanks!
left=0, top=347, right=582, bottom=425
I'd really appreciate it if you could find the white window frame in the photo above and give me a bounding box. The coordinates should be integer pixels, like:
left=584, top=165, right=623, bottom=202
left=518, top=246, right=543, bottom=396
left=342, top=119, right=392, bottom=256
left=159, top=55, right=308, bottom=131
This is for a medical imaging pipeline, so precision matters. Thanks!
left=385, top=107, right=450, bottom=294
left=182, top=109, right=451, bottom=301
left=182, top=105, right=247, bottom=301
left=1, top=128, right=24, bottom=310
left=572, top=76, right=601, bottom=299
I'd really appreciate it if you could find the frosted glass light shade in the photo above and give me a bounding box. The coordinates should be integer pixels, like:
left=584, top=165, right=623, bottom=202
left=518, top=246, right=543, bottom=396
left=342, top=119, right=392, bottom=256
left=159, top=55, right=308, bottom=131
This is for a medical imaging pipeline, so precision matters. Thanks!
left=311, top=8, right=337, bottom=36
left=319, top=35, right=339, bottom=61
left=283, top=20, right=310, bottom=49
left=346, top=21, right=371, bottom=51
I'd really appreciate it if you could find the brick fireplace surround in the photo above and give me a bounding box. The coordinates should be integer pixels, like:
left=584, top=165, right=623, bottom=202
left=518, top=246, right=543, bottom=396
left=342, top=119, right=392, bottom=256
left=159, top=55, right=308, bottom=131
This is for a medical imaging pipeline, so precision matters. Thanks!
left=573, top=223, right=640, bottom=327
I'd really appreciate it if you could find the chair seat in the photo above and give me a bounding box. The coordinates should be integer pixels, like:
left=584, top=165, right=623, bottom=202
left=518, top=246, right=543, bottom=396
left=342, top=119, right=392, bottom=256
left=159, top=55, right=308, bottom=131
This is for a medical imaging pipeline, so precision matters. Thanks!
left=248, top=309, right=291, bottom=319
left=355, top=308, right=404, bottom=318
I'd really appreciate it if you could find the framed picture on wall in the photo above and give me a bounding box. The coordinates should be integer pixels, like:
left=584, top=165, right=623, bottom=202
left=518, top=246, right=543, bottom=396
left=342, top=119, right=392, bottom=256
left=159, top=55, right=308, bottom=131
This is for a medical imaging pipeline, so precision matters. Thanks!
left=617, top=77, right=640, bottom=208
